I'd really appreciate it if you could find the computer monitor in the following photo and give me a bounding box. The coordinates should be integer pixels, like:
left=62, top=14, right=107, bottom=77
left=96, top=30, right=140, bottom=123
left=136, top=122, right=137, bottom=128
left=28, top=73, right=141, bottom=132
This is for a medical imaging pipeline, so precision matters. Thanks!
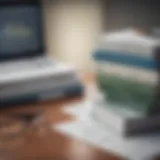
left=0, top=0, right=44, bottom=62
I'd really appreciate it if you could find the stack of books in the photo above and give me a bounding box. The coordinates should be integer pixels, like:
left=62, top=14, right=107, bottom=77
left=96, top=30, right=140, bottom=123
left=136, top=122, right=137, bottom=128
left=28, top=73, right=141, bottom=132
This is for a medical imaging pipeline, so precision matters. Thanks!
left=91, top=29, right=160, bottom=137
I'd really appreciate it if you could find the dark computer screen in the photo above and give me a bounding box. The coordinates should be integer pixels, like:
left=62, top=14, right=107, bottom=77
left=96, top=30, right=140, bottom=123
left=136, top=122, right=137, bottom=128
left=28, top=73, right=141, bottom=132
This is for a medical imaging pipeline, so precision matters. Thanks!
left=0, top=1, right=44, bottom=61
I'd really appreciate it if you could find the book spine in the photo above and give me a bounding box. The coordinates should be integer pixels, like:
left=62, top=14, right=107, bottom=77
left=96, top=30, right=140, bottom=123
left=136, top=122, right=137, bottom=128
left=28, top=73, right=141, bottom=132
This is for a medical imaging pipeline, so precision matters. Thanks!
left=95, top=61, right=157, bottom=85
left=97, top=41, right=153, bottom=57
left=93, top=50, right=156, bottom=70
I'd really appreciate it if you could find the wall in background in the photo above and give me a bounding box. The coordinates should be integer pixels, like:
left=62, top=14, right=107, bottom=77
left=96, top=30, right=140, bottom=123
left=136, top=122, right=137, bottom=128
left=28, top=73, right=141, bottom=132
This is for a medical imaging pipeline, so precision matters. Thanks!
left=105, top=0, right=160, bottom=32
left=43, top=0, right=103, bottom=71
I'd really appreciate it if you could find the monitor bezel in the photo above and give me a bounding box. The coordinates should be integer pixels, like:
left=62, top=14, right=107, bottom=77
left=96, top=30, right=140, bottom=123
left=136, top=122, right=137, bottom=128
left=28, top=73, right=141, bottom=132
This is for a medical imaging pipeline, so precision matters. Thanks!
left=0, top=0, right=45, bottom=62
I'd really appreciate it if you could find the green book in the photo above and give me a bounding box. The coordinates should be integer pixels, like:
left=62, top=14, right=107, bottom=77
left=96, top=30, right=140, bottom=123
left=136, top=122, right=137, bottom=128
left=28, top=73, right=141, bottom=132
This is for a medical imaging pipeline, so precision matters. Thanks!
left=96, top=72, right=156, bottom=114
left=94, top=57, right=158, bottom=115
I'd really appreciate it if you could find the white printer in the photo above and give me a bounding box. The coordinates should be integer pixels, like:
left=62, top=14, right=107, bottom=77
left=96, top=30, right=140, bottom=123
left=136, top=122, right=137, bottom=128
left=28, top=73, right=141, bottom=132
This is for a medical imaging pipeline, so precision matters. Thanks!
left=0, top=0, right=83, bottom=107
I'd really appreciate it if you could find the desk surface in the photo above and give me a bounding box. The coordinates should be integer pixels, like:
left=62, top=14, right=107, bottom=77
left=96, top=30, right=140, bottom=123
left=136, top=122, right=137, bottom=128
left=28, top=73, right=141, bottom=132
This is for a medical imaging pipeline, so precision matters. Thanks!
left=0, top=73, right=123, bottom=160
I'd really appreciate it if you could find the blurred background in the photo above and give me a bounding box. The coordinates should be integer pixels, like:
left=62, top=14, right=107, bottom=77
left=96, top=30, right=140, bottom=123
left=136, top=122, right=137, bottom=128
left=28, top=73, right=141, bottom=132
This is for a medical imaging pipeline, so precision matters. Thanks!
left=0, top=0, right=160, bottom=159
left=43, top=0, right=103, bottom=71
left=42, top=0, right=160, bottom=71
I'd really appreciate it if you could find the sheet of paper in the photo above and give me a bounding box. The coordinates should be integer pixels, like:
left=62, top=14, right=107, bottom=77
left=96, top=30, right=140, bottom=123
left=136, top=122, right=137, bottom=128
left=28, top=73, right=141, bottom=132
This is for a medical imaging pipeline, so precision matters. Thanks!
left=62, top=100, right=93, bottom=121
left=56, top=99, right=160, bottom=160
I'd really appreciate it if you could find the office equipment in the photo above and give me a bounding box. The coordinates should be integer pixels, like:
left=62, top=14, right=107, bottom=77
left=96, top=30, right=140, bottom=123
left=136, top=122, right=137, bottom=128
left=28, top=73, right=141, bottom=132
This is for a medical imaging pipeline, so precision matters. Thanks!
left=0, top=0, right=83, bottom=107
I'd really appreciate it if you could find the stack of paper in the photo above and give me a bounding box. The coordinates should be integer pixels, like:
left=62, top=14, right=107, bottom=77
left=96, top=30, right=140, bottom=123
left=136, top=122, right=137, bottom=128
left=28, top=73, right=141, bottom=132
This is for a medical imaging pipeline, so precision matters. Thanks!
left=53, top=98, right=160, bottom=160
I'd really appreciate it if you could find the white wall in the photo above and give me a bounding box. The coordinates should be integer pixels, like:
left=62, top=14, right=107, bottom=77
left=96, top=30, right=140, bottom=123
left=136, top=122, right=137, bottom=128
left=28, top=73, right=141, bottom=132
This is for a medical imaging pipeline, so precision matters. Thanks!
left=43, top=0, right=103, bottom=71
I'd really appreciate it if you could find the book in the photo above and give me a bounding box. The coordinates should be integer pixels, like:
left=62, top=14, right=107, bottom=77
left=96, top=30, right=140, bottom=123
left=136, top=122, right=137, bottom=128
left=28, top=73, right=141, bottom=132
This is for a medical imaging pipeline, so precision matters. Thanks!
left=93, top=60, right=158, bottom=114
left=97, top=29, right=158, bottom=58
left=91, top=100, right=160, bottom=137
left=92, top=30, right=159, bottom=115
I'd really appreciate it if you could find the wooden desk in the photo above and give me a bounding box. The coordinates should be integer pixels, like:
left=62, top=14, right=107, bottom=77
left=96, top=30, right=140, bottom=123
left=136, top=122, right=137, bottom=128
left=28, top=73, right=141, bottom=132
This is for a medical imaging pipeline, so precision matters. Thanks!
left=0, top=73, right=123, bottom=160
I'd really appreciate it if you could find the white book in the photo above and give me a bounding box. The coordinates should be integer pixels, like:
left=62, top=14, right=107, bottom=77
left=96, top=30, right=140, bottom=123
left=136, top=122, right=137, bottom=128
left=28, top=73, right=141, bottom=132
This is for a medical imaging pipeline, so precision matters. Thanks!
left=97, top=29, right=158, bottom=57
left=91, top=101, right=160, bottom=137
